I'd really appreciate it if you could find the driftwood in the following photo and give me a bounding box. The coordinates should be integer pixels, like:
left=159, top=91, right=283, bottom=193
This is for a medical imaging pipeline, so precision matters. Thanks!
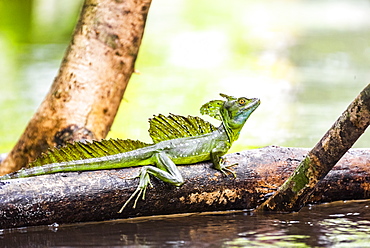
left=258, top=83, right=370, bottom=212
left=0, top=0, right=152, bottom=175
left=1, top=146, right=369, bottom=229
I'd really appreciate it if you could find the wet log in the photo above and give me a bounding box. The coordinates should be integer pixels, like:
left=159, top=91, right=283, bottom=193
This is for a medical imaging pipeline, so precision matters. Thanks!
left=1, top=146, right=369, bottom=229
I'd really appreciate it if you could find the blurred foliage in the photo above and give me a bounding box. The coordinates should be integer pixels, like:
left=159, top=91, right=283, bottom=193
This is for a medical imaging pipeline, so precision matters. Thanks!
left=0, top=0, right=370, bottom=154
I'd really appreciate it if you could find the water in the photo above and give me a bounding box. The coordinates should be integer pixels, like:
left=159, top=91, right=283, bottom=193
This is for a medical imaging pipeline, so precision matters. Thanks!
left=1, top=200, right=370, bottom=247
left=1, top=0, right=370, bottom=246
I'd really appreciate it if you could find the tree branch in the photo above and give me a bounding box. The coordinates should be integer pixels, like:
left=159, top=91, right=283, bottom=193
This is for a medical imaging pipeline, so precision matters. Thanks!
left=257, top=83, right=370, bottom=212
left=0, top=0, right=152, bottom=175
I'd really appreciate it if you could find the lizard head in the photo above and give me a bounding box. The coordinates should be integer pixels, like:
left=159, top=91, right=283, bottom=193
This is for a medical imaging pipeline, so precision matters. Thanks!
left=221, top=94, right=260, bottom=129
left=200, top=93, right=260, bottom=142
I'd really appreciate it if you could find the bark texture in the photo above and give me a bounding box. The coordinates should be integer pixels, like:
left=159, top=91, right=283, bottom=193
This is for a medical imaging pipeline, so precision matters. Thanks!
left=0, top=0, right=152, bottom=175
left=1, top=146, right=370, bottom=229
left=257, top=84, right=370, bottom=212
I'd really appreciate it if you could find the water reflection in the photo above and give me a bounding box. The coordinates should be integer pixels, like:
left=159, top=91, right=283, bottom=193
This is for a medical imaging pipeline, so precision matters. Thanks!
left=1, top=200, right=370, bottom=247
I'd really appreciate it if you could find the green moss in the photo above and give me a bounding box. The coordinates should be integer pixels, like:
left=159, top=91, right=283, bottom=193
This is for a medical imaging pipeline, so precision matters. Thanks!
left=291, top=157, right=310, bottom=193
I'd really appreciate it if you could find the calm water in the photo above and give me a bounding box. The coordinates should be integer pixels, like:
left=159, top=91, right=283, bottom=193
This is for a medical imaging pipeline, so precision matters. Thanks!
left=1, top=200, right=370, bottom=247
left=1, top=0, right=370, bottom=246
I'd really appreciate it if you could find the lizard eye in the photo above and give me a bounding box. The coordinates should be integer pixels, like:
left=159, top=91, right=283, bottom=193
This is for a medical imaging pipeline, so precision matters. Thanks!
left=238, top=98, right=246, bottom=105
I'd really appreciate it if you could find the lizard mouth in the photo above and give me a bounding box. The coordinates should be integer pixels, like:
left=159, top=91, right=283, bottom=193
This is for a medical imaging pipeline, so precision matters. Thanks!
left=234, top=97, right=260, bottom=123
left=243, top=98, right=260, bottom=111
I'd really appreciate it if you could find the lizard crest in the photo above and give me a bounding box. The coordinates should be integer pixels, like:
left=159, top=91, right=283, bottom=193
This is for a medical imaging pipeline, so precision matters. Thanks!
left=29, top=114, right=218, bottom=168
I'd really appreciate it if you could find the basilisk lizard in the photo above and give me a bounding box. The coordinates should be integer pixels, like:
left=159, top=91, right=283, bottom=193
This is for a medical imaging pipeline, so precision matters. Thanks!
left=0, top=93, right=260, bottom=212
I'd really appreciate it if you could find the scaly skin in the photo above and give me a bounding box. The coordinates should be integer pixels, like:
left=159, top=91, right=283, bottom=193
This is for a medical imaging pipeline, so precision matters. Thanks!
left=0, top=94, right=260, bottom=212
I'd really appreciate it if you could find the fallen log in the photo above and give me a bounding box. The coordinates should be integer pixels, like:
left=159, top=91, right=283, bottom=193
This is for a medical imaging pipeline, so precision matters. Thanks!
left=1, top=146, right=369, bottom=229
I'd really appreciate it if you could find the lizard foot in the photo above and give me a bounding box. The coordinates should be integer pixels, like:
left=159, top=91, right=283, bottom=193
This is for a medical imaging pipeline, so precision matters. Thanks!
left=219, top=158, right=238, bottom=178
left=118, top=169, right=153, bottom=213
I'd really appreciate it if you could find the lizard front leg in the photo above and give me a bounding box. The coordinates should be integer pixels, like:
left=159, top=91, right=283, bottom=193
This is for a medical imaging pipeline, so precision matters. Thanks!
left=210, top=148, right=237, bottom=178
left=118, top=152, right=184, bottom=212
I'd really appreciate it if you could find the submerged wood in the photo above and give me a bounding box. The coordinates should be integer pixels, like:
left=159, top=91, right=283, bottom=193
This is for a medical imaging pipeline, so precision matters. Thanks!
left=257, top=83, right=370, bottom=212
left=1, top=146, right=369, bottom=229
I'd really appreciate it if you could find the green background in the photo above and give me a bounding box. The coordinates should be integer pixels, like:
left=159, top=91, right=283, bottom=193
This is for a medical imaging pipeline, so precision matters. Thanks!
left=1, top=0, right=369, bottom=154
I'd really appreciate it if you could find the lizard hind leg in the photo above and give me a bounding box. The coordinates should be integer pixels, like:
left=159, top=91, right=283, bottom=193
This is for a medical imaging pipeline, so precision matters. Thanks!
left=118, top=152, right=184, bottom=213
left=118, top=169, right=152, bottom=213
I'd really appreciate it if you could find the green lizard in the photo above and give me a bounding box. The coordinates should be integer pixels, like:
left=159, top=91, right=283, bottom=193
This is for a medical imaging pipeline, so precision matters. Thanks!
left=0, top=93, right=260, bottom=212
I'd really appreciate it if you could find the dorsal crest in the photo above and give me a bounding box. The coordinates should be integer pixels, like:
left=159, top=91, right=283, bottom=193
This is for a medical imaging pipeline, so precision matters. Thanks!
left=149, top=114, right=217, bottom=143
left=29, top=139, right=151, bottom=168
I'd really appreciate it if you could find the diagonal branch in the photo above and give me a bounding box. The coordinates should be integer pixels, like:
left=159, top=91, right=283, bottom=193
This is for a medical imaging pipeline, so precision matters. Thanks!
left=257, top=83, right=370, bottom=212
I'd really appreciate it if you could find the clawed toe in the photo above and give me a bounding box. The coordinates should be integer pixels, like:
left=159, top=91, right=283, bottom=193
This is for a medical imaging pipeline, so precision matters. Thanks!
left=118, top=169, right=152, bottom=213
left=118, top=187, right=142, bottom=213
left=219, top=162, right=238, bottom=178
left=220, top=167, right=236, bottom=178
